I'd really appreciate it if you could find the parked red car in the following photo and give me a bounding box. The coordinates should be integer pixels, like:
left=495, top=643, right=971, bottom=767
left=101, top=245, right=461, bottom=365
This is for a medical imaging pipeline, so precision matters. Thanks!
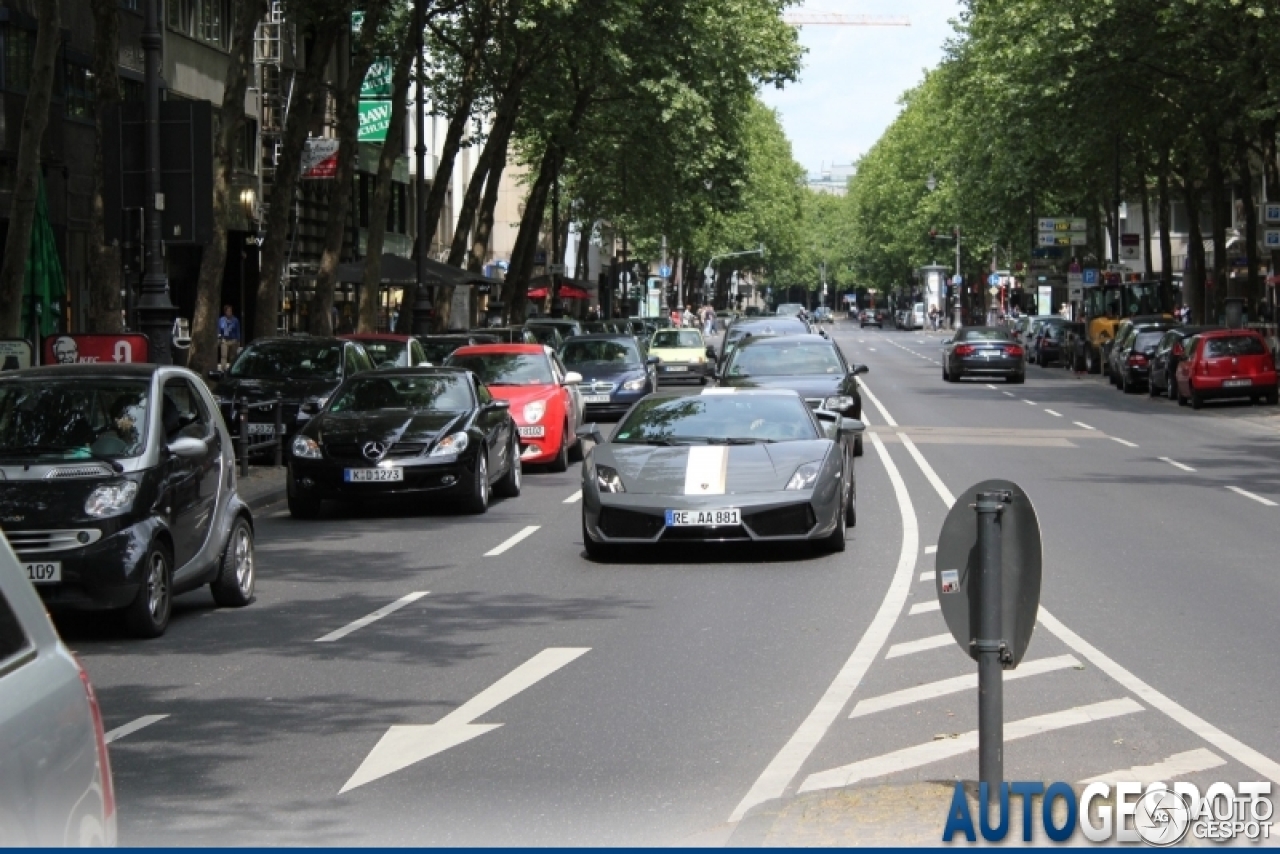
left=444, top=344, right=583, bottom=470
left=1175, top=330, right=1278, bottom=409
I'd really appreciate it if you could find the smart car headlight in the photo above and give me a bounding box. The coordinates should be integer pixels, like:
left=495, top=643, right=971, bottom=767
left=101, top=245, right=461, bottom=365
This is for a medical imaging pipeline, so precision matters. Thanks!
left=85, top=480, right=138, bottom=517
left=621, top=377, right=646, bottom=391
left=595, top=464, right=625, bottom=493
left=824, top=395, right=855, bottom=412
left=785, top=462, right=822, bottom=491
left=291, top=436, right=323, bottom=459
left=523, top=401, right=546, bottom=423
left=430, top=432, right=470, bottom=457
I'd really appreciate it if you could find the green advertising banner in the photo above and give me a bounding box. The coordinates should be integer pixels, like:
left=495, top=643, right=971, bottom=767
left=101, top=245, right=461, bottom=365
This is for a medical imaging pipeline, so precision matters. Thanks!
left=358, top=100, right=392, bottom=142
left=361, top=58, right=393, bottom=98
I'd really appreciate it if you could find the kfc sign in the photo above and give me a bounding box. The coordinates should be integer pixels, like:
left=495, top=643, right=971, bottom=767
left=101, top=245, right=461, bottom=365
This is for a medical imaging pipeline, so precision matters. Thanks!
left=44, top=334, right=150, bottom=365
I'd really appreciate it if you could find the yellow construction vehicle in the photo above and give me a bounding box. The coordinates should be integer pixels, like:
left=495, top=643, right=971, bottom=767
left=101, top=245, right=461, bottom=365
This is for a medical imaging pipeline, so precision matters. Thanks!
left=1081, top=277, right=1170, bottom=375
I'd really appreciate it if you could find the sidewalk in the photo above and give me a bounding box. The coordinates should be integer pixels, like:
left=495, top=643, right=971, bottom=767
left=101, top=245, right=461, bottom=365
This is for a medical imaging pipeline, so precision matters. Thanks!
left=236, top=464, right=287, bottom=513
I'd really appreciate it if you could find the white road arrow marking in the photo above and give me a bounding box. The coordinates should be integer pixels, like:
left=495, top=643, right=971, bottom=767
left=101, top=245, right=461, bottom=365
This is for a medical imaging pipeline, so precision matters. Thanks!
left=340, top=647, right=589, bottom=793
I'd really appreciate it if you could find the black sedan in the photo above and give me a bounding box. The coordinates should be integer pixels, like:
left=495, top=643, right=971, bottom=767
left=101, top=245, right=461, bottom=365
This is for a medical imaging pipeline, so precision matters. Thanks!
left=717, top=333, right=868, bottom=455
left=578, top=389, right=864, bottom=560
left=1149, top=326, right=1220, bottom=399
left=719, top=316, right=813, bottom=366
left=0, top=364, right=255, bottom=637
left=860, top=309, right=886, bottom=328
left=286, top=368, right=521, bottom=518
left=210, top=336, right=375, bottom=440
left=558, top=335, right=658, bottom=420
left=1109, top=322, right=1177, bottom=392
left=942, top=327, right=1025, bottom=383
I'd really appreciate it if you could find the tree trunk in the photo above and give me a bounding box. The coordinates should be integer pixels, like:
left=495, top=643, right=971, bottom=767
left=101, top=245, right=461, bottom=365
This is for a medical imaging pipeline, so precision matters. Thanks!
left=1157, top=145, right=1173, bottom=298
left=467, top=149, right=509, bottom=273
left=87, top=0, right=123, bottom=333
left=253, top=22, right=342, bottom=340
left=574, top=220, right=589, bottom=280
left=358, top=36, right=416, bottom=332
left=0, top=0, right=61, bottom=337
left=1235, top=133, right=1260, bottom=311
left=1261, top=122, right=1280, bottom=299
left=1183, top=167, right=1207, bottom=324
left=311, top=0, right=387, bottom=337
left=188, top=0, right=265, bottom=374
left=1207, top=139, right=1230, bottom=316
left=433, top=82, right=523, bottom=330
left=1137, top=150, right=1152, bottom=286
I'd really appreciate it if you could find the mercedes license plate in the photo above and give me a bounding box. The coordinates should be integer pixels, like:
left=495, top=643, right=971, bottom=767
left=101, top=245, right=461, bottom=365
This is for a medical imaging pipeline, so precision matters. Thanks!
left=583, top=394, right=611, bottom=404
left=665, top=508, right=741, bottom=527
left=518, top=425, right=546, bottom=438
left=247, top=423, right=280, bottom=435
left=24, top=561, right=61, bottom=583
left=664, top=366, right=688, bottom=372
left=344, top=467, right=404, bottom=483
left=1224, top=379, right=1252, bottom=388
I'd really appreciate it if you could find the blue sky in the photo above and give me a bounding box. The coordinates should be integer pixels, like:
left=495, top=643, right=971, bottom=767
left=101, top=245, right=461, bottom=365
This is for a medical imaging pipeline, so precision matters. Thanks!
left=759, top=0, right=963, bottom=176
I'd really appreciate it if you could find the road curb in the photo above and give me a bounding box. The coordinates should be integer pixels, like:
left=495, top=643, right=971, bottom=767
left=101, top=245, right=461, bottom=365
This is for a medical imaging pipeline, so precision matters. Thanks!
left=246, top=487, right=287, bottom=512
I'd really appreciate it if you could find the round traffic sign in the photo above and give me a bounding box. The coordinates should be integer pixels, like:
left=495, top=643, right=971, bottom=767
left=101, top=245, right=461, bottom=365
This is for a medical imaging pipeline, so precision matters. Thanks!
left=935, top=479, right=1042, bottom=669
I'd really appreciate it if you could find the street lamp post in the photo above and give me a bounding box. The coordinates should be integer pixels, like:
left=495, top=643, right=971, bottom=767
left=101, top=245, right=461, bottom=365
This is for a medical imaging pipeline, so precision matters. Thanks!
left=411, top=0, right=432, bottom=334
left=139, top=0, right=176, bottom=363
left=953, top=225, right=962, bottom=330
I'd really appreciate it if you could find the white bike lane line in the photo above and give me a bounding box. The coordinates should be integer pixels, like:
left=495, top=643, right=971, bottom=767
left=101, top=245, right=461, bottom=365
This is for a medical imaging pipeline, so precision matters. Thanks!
left=727, top=409, right=921, bottom=822
left=858, top=380, right=1280, bottom=788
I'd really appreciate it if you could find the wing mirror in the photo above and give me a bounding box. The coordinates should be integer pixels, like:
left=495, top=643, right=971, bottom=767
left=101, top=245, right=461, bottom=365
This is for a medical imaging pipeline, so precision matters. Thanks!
left=646, top=355, right=660, bottom=366
left=852, top=364, right=870, bottom=376
left=300, top=401, right=320, bottom=415
left=839, top=418, right=867, bottom=435
left=575, top=423, right=604, bottom=444
left=564, top=371, right=583, bottom=385
left=485, top=399, right=511, bottom=411
left=705, top=345, right=717, bottom=360
left=167, top=436, right=207, bottom=459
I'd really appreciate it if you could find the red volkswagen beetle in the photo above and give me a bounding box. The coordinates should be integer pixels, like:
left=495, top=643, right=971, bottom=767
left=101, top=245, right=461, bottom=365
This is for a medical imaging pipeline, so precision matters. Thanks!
left=1175, top=330, right=1278, bottom=409
left=445, top=344, right=583, bottom=470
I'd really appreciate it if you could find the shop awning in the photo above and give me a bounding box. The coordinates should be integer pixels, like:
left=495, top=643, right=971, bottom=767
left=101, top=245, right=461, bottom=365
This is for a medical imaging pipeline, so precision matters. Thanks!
left=335, top=254, right=504, bottom=287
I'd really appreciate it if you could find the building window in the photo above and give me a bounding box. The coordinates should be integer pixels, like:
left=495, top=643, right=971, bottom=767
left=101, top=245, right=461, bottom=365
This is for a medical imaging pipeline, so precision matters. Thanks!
left=4, top=27, right=34, bottom=91
left=167, top=0, right=230, bottom=48
left=64, top=63, right=93, bottom=120
left=120, top=76, right=144, bottom=102
left=233, top=118, right=257, bottom=174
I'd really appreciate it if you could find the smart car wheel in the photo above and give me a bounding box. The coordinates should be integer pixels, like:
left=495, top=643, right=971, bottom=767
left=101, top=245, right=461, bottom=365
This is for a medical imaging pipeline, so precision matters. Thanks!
left=494, top=434, right=522, bottom=498
left=123, top=541, right=173, bottom=638
left=211, top=518, right=255, bottom=607
left=462, top=453, right=490, bottom=514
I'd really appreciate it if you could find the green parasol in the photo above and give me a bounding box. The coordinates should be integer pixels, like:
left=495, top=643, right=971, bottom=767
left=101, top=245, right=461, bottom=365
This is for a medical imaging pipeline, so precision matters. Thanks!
left=22, top=175, right=66, bottom=341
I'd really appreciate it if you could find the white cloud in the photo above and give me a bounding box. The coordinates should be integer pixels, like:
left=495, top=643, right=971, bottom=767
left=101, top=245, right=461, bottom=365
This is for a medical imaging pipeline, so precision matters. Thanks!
left=760, top=0, right=962, bottom=175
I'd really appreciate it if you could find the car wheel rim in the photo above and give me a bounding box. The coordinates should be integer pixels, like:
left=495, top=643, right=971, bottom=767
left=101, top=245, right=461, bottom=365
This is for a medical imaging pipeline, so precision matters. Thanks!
left=234, top=526, right=254, bottom=594
left=147, top=553, right=169, bottom=621
left=479, top=457, right=488, bottom=504
left=512, top=444, right=522, bottom=488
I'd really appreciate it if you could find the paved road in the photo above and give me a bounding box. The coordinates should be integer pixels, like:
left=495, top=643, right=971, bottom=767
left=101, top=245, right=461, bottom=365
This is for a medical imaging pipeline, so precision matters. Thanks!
left=65, top=321, right=1280, bottom=844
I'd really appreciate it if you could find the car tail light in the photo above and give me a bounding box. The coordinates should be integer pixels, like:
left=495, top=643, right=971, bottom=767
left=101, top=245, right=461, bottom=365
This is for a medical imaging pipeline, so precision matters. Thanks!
left=1006, top=345, right=1024, bottom=358
left=1198, top=361, right=1210, bottom=376
left=1128, top=354, right=1148, bottom=366
left=76, top=657, right=116, bottom=832
left=955, top=344, right=975, bottom=356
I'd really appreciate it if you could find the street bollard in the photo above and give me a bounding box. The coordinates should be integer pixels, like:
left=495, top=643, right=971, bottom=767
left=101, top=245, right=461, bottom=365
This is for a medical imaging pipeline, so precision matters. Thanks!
left=974, top=490, right=1012, bottom=794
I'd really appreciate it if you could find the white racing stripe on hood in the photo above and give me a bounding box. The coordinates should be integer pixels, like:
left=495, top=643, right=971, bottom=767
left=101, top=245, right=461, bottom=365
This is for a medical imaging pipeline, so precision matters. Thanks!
left=700, top=387, right=736, bottom=395
left=684, top=446, right=729, bottom=495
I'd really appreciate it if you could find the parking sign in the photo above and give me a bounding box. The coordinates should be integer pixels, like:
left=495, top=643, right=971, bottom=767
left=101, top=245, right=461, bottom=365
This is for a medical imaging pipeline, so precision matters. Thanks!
left=1265, top=230, right=1280, bottom=249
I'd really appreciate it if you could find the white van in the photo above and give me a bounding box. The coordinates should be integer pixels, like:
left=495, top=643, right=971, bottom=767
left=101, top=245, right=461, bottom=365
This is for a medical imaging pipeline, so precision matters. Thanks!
left=911, top=302, right=926, bottom=330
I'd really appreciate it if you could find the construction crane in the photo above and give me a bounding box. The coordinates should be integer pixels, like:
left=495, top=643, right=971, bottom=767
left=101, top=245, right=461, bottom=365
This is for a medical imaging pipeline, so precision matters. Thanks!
left=782, top=12, right=911, bottom=26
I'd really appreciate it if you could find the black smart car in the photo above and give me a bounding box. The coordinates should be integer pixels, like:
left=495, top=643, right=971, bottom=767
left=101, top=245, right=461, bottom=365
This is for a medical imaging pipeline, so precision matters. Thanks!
left=0, top=364, right=255, bottom=637
left=286, top=367, right=521, bottom=518
left=210, top=336, right=375, bottom=441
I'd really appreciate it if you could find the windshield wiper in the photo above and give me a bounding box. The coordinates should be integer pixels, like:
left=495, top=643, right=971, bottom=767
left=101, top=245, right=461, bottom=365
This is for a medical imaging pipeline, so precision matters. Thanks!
left=0, top=445, right=124, bottom=472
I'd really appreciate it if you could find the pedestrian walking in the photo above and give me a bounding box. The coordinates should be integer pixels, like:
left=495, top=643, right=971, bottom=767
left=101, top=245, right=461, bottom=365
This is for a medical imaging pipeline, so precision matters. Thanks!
left=217, top=304, right=241, bottom=370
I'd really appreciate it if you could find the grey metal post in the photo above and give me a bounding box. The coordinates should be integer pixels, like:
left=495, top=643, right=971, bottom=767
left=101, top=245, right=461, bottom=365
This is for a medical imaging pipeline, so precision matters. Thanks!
left=238, top=400, right=249, bottom=479
left=139, top=0, right=176, bottom=364
left=974, top=490, right=1010, bottom=792
left=411, top=0, right=432, bottom=335
left=272, top=397, right=283, bottom=467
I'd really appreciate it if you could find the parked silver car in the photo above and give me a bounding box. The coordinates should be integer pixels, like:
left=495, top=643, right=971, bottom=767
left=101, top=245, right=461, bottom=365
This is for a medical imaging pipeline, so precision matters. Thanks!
left=0, top=534, right=116, bottom=845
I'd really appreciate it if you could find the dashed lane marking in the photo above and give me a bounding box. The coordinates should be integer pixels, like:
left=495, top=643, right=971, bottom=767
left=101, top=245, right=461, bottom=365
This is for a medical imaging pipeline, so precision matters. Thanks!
left=1024, top=399, right=1037, bottom=406
left=484, top=525, right=542, bottom=556
left=924, top=545, right=937, bottom=554
left=1079, top=748, right=1226, bottom=785
left=1109, top=436, right=1139, bottom=448
left=1074, top=421, right=1096, bottom=431
left=1226, top=486, right=1278, bottom=507
left=1003, top=391, right=1015, bottom=397
left=799, top=699, right=1144, bottom=793
left=105, top=714, right=169, bottom=744
left=908, top=600, right=940, bottom=615
left=316, top=592, right=429, bottom=642
left=1044, top=409, right=1063, bottom=417
left=563, top=490, right=583, bottom=503
left=919, top=570, right=935, bottom=582
left=985, top=384, right=998, bottom=390
left=849, top=655, right=1081, bottom=719
left=885, top=633, right=953, bottom=659
left=1158, top=457, right=1196, bottom=473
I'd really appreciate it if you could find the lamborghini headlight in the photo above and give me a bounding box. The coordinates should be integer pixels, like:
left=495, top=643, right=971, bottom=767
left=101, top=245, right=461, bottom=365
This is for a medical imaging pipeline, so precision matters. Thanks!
left=595, top=465, right=625, bottom=493
left=785, top=462, right=822, bottom=491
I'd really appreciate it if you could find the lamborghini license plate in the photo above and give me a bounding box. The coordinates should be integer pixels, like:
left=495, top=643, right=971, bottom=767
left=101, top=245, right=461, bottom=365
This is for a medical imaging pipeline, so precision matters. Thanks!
left=665, top=508, right=740, bottom=527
